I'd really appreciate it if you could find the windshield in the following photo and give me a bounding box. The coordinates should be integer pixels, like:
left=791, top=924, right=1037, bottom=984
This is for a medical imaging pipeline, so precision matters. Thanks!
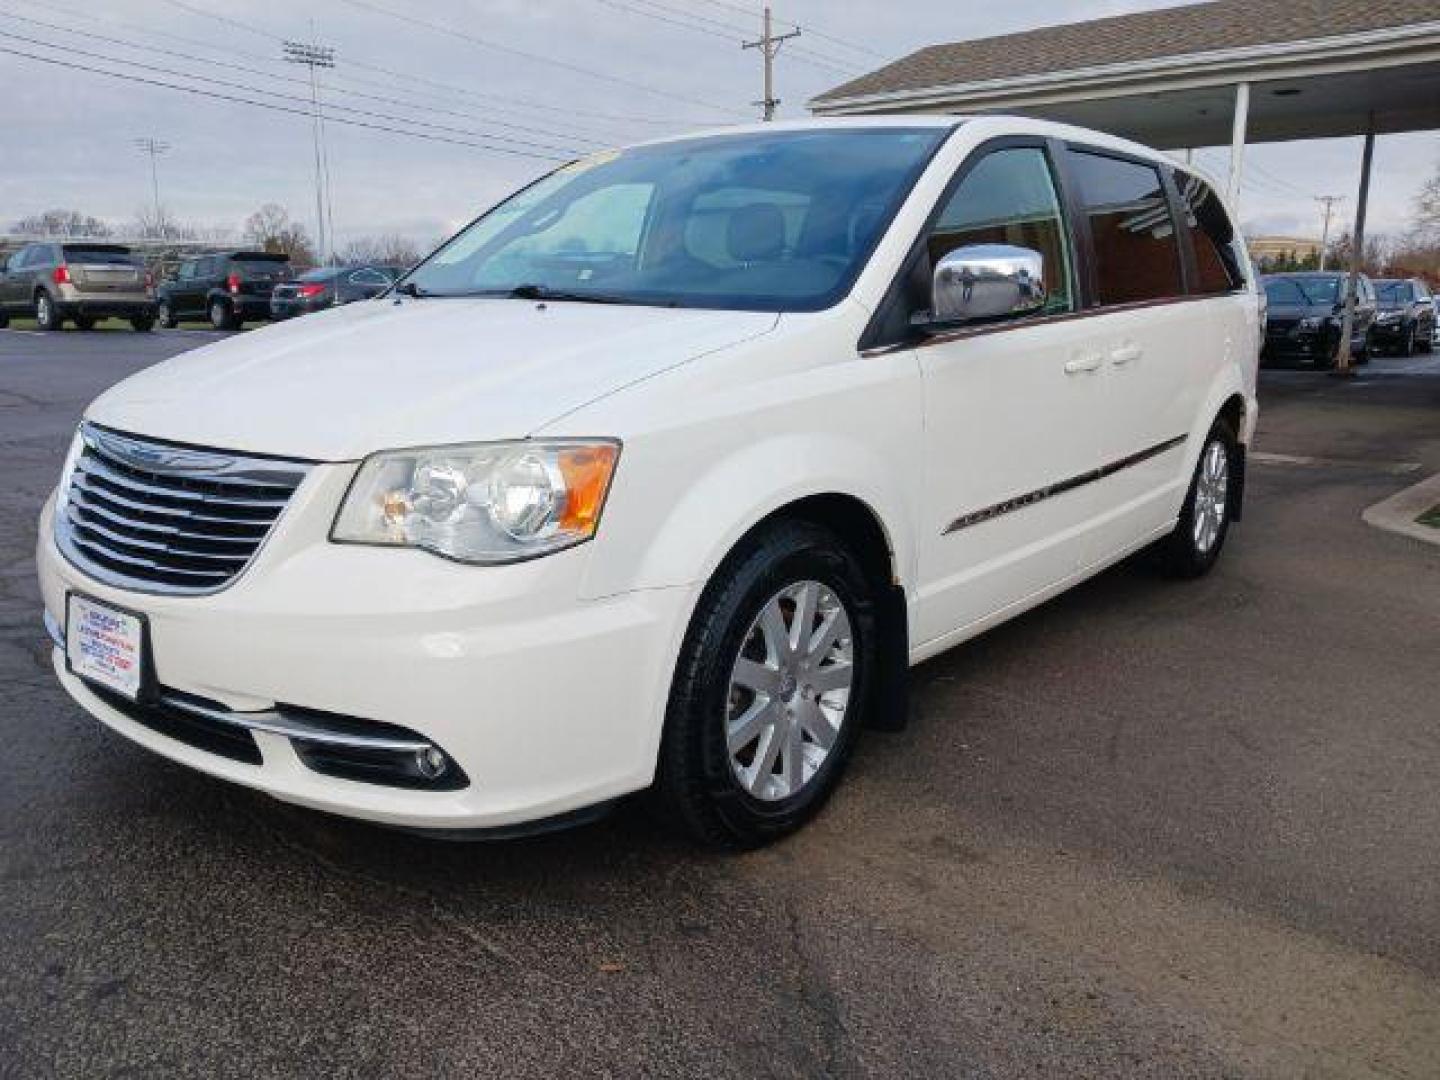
left=1265, top=276, right=1340, bottom=305
left=1374, top=280, right=1411, bottom=307
left=399, top=127, right=950, bottom=311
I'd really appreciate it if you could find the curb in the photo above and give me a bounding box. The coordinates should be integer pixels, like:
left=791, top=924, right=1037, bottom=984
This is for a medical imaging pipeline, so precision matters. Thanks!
left=1362, top=471, right=1440, bottom=548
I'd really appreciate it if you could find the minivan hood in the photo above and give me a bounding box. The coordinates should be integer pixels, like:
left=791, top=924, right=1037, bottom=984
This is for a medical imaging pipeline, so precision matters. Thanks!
left=87, top=299, right=778, bottom=460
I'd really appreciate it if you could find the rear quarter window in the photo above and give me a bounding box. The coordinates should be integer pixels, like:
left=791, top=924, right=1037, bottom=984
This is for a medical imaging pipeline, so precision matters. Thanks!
left=1173, top=173, right=1245, bottom=294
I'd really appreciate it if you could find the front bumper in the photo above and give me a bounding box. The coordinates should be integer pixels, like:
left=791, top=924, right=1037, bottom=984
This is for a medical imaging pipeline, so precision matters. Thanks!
left=37, top=477, right=694, bottom=832
left=1369, top=321, right=1411, bottom=345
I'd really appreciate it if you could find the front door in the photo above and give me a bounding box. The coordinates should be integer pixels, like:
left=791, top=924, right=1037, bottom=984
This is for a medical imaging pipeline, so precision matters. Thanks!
left=913, top=143, right=1111, bottom=647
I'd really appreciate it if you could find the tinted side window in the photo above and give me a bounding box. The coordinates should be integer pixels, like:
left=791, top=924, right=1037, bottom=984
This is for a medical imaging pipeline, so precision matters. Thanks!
left=1066, top=150, right=1183, bottom=306
left=1174, top=172, right=1244, bottom=294
left=928, top=146, right=1075, bottom=317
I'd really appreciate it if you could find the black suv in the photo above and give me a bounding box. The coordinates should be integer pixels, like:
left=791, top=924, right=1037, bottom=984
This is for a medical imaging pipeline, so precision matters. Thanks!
left=0, top=242, right=155, bottom=331
left=1370, top=278, right=1435, bottom=356
left=1261, top=272, right=1377, bottom=367
left=156, top=251, right=294, bottom=330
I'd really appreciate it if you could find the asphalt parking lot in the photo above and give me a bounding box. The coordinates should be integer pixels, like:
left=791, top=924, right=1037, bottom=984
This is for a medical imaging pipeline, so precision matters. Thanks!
left=2, top=327, right=1439, bottom=1078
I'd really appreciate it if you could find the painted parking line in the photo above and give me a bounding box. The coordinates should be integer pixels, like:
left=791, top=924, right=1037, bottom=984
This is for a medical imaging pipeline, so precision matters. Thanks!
left=1251, top=450, right=1423, bottom=475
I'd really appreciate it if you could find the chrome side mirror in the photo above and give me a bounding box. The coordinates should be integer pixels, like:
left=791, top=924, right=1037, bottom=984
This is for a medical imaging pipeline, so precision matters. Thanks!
left=929, top=244, right=1047, bottom=325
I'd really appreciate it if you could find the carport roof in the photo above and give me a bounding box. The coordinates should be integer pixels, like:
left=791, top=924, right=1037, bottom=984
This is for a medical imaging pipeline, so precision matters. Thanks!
left=812, top=0, right=1440, bottom=107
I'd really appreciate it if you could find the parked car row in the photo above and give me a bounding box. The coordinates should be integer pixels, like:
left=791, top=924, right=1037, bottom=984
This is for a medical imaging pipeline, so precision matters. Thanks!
left=0, top=240, right=401, bottom=332
left=1261, top=271, right=1435, bottom=365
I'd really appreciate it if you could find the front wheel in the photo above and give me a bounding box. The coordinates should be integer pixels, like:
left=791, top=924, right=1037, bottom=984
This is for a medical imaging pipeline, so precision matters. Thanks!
left=157, top=301, right=177, bottom=329
left=1154, top=422, right=1237, bottom=578
left=653, top=520, right=876, bottom=848
left=131, top=315, right=155, bottom=333
left=1401, top=325, right=1416, bottom=358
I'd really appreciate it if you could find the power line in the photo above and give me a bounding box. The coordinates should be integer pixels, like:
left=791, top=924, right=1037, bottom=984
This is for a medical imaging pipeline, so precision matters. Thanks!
left=9, top=0, right=716, bottom=131
left=591, top=0, right=864, bottom=76
left=0, top=43, right=569, bottom=160
left=335, top=0, right=749, bottom=116
left=0, top=7, right=614, bottom=149
left=0, top=28, right=583, bottom=157
left=691, top=0, right=887, bottom=60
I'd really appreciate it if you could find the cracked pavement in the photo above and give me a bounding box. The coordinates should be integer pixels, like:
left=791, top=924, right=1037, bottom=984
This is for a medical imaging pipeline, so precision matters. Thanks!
left=2, top=328, right=1438, bottom=1078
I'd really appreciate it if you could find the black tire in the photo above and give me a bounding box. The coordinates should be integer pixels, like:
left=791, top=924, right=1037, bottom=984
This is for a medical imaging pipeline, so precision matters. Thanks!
left=1400, top=325, right=1416, bottom=358
left=74, top=314, right=96, bottom=332
left=1421, top=326, right=1435, bottom=354
left=34, top=292, right=62, bottom=331
left=209, top=298, right=237, bottom=331
left=157, top=301, right=177, bottom=329
left=653, top=519, right=877, bottom=849
left=131, top=315, right=155, bottom=333
left=0, top=308, right=9, bottom=329
left=1154, top=420, right=1238, bottom=579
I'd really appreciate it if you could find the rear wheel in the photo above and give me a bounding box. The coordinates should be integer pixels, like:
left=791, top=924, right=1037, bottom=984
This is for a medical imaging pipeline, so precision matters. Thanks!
left=34, top=292, right=62, bottom=331
left=74, top=314, right=96, bottom=332
left=0, top=309, right=9, bottom=329
left=157, top=301, right=177, bottom=329
left=209, top=298, right=238, bottom=331
left=653, top=520, right=876, bottom=849
left=1154, top=421, right=1237, bottom=578
left=131, top=314, right=155, bottom=333
left=1401, top=325, right=1417, bottom=357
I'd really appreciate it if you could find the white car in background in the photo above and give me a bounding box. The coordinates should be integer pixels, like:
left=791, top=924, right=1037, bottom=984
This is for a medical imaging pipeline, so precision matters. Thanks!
left=38, top=117, right=1259, bottom=848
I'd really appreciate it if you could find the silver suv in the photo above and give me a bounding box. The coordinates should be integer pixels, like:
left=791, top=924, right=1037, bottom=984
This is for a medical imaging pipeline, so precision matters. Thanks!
left=0, top=243, right=156, bottom=332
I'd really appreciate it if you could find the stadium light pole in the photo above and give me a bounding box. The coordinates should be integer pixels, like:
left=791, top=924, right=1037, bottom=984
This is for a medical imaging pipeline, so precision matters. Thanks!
left=134, top=138, right=171, bottom=238
left=283, top=39, right=336, bottom=265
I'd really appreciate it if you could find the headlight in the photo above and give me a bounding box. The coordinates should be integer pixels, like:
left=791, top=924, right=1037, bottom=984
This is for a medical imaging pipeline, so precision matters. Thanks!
left=331, top=439, right=620, bottom=564
left=1297, top=316, right=1325, bottom=332
left=1376, top=311, right=1400, bottom=324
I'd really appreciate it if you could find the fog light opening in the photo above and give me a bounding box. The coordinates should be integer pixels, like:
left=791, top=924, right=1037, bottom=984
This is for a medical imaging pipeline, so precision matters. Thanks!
left=416, top=746, right=449, bottom=779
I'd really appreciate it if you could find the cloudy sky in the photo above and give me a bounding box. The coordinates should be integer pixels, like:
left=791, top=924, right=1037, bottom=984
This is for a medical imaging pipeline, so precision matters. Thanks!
left=1, top=0, right=1434, bottom=249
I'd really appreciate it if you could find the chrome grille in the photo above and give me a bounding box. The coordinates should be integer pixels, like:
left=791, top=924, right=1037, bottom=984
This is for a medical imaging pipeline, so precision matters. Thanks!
left=56, top=423, right=311, bottom=595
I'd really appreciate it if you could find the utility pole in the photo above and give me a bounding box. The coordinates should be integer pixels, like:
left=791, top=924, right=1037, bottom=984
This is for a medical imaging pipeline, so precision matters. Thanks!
left=133, top=138, right=171, bottom=238
left=283, top=38, right=335, bottom=265
left=742, top=6, right=801, bottom=121
left=1314, top=194, right=1344, bottom=271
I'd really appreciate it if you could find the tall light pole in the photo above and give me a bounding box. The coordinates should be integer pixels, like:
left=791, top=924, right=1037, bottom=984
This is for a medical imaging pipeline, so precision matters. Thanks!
left=134, top=137, right=171, bottom=238
left=742, top=6, right=800, bottom=121
left=1315, top=194, right=1344, bottom=271
left=283, top=39, right=335, bottom=265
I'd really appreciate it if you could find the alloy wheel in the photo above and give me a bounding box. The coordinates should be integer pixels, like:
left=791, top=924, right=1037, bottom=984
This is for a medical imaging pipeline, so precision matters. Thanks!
left=1192, top=440, right=1229, bottom=554
left=725, top=579, right=854, bottom=802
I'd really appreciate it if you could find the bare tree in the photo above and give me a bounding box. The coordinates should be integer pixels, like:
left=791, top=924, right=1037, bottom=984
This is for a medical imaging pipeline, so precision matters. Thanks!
left=130, top=205, right=196, bottom=241
left=1412, top=160, right=1440, bottom=246
left=242, top=204, right=316, bottom=266
left=334, top=234, right=428, bottom=269
left=11, top=209, right=112, bottom=238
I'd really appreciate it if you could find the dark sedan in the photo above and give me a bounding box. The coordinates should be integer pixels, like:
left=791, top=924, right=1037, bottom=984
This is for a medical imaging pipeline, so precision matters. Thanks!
left=269, top=266, right=398, bottom=320
left=1261, top=272, right=1376, bottom=368
left=1370, top=278, right=1435, bottom=356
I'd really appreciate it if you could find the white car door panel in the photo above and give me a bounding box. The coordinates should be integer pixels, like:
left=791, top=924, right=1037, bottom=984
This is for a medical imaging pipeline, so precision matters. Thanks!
left=908, top=144, right=1113, bottom=646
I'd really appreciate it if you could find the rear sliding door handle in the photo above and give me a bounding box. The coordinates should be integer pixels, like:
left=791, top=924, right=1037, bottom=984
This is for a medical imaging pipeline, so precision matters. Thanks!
left=1110, top=344, right=1143, bottom=366
left=1064, top=352, right=1103, bottom=375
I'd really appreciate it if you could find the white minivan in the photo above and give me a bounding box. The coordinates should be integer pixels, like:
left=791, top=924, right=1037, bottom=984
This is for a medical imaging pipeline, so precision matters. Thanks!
left=38, top=117, right=1259, bottom=847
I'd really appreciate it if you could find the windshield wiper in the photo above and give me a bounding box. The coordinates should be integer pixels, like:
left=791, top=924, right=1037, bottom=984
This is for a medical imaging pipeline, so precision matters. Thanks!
left=503, top=283, right=659, bottom=306
left=393, top=281, right=429, bottom=299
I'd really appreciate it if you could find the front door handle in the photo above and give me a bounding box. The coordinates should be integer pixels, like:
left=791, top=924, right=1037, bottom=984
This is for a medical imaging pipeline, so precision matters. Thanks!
left=1064, top=352, right=1103, bottom=375
left=1110, top=343, right=1143, bottom=366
